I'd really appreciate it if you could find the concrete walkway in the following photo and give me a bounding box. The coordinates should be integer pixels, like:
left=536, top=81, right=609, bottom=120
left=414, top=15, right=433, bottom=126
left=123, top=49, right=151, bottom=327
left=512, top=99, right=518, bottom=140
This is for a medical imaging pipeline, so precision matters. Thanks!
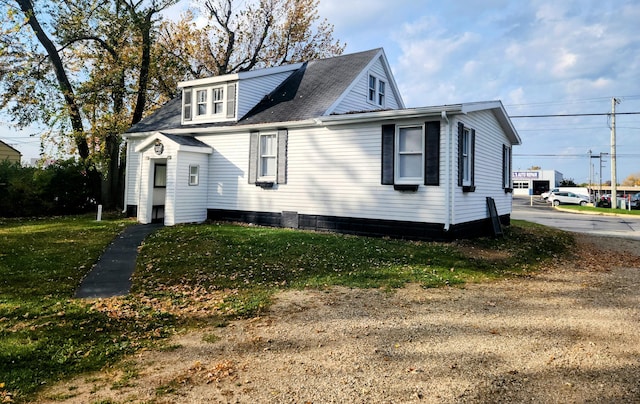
left=75, top=223, right=162, bottom=298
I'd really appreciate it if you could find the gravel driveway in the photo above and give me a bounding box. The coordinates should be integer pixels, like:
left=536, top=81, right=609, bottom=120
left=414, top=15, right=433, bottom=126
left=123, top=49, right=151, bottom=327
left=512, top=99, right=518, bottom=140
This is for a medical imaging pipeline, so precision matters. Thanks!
left=38, top=235, right=640, bottom=403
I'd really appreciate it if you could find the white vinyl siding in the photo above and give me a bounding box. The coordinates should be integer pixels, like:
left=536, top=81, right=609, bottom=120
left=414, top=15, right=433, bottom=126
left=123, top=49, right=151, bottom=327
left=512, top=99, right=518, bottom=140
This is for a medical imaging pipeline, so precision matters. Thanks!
left=201, top=123, right=446, bottom=224
left=453, top=110, right=513, bottom=225
left=171, top=152, right=209, bottom=225
left=395, top=125, right=423, bottom=184
left=333, top=58, right=400, bottom=114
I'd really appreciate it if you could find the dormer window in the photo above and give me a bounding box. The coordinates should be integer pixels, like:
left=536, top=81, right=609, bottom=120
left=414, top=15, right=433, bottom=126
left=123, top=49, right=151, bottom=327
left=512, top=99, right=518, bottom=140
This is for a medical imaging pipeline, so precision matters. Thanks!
left=182, top=83, right=237, bottom=123
left=212, top=87, right=224, bottom=114
left=196, top=90, right=207, bottom=116
left=368, top=73, right=386, bottom=107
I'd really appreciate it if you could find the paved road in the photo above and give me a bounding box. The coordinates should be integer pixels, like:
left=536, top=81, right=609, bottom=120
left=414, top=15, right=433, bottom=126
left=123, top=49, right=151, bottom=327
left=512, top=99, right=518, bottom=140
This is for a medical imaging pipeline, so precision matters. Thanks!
left=511, top=196, right=640, bottom=240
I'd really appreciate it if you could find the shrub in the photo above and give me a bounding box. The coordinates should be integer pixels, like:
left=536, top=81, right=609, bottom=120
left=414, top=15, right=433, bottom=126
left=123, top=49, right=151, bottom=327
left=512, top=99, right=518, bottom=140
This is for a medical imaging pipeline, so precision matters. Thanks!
left=0, top=159, right=96, bottom=217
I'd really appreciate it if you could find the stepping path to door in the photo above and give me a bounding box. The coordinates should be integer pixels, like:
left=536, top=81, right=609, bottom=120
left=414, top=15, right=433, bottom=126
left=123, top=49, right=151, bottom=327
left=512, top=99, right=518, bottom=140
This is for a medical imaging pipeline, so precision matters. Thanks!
left=75, top=223, right=163, bottom=298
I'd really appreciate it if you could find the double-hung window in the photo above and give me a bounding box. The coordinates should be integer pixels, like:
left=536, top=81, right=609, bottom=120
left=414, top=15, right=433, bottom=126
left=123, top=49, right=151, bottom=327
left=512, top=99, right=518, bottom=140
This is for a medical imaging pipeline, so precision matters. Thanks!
left=461, top=128, right=471, bottom=185
left=368, top=74, right=386, bottom=107
left=196, top=90, right=207, bottom=116
left=212, top=87, right=224, bottom=115
left=259, top=133, right=277, bottom=180
left=189, top=165, right=199, bottom=186
left=396, top=125, right=424, bottom=184
left=457, top=123, right=475, bottom=191
left=249, top=130, right=288, bottom=186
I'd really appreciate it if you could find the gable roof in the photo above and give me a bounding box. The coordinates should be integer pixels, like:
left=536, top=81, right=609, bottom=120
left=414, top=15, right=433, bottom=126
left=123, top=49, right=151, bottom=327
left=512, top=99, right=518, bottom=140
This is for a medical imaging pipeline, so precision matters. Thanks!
left=239, top=48, right=389, bottom=125
left=127, top=48, right=390, bottom=134
left=134, top=132, right=213, bottom=154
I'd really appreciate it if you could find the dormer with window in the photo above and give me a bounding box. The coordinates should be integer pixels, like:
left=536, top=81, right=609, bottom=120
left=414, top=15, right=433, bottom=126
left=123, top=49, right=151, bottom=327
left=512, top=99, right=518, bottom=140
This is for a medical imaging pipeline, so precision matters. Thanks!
left=181, top=81, right=237, bottom=124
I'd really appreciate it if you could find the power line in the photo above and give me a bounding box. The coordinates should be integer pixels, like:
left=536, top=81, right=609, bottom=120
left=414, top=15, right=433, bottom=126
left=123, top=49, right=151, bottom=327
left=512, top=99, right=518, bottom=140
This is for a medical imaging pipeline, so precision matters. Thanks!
left=510, top=112, right=640, bottom=118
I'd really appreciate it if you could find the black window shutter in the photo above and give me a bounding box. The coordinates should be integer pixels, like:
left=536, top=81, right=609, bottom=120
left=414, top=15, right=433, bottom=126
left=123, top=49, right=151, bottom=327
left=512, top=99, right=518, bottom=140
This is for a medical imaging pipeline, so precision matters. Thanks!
left=381, top=124, right=395, bottom=185
left=457, top=122, right=464, bottom=187
left=277, top=129, right=288, bottom=184
left=470, top=129, right=476, bottom=187
left=248, top=131, right=259, bottom=184
left=424, top=121, right=440, bottom=185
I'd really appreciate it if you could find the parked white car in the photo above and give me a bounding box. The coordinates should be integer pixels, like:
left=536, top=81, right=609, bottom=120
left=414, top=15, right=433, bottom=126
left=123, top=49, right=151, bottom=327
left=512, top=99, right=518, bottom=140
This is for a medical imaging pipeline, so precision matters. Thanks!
left=548, top=192, right=590, bottom=206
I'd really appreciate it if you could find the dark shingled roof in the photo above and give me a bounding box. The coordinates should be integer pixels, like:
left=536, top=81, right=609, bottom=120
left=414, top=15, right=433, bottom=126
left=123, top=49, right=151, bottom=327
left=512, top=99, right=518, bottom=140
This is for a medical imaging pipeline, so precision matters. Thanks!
left=160, top=133, right=210, bottom=148
left=127, top=48, right=382, bottom=134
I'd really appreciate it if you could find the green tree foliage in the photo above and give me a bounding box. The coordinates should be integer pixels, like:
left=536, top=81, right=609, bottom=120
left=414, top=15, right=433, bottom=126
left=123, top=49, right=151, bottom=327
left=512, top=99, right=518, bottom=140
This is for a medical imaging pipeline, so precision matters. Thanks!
left=0, top=160, right=96, bottom=216
left=559, top=178, right=577, bottom=187
left=0, top=0, right=343, bottom=210
left=157, top=0, right=345, bottom=79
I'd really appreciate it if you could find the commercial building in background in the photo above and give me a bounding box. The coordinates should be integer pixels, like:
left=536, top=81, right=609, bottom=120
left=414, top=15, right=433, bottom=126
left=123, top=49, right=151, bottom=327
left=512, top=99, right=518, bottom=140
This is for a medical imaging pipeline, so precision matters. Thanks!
left=512, top=169, right=563, bottom=196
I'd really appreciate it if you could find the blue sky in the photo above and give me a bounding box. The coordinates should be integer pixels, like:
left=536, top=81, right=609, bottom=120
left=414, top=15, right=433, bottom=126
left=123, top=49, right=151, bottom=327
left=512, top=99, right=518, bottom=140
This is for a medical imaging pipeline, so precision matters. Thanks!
left=2, top=0, right=639, bottom=184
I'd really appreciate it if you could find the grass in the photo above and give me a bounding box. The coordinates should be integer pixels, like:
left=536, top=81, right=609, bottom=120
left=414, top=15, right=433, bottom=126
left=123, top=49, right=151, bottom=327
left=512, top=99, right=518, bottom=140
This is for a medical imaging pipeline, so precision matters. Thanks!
left=0, top=215, right=177, bottom=403
left=1, top=216, right=574, bottom=402
left=557, top=204, right=640, bottom=216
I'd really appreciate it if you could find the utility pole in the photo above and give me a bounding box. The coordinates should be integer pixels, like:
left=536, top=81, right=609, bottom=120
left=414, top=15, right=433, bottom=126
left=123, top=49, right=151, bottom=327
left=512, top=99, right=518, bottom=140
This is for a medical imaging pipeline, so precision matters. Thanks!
left=610, top=97, right=620, bottom=209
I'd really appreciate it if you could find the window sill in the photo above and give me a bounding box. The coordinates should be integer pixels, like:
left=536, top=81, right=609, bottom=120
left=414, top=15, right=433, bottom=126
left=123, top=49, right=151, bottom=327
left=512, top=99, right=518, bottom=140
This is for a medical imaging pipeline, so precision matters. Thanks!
left=394, top=184, right=419, bottom=192
left=462, top=185, right=476, bottom=192
left=255, top=181, right=275, bottom=189
left=504, top=187, right=513, bottom=193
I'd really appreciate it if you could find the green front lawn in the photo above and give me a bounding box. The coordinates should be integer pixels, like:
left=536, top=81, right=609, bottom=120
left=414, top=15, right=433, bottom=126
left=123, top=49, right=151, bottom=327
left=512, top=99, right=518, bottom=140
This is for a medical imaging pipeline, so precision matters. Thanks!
left=1, top=217, right=574, bottom=402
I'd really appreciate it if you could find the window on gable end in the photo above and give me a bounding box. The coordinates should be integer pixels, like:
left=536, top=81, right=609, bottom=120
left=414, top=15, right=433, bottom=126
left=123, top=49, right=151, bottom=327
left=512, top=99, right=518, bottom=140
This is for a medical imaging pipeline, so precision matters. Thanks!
left=183, top=89, right=192, bottom=121
left=368, top=75, right=377, bottom=103
left=368, top=74, right=386, bottom=107
left=378, top=80, right=386, bottom=106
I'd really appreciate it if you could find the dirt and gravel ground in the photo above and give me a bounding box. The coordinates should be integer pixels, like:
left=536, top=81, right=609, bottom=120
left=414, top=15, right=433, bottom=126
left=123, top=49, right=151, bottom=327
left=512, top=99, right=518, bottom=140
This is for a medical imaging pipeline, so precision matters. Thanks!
left=38, top=235, right=640, bottom=403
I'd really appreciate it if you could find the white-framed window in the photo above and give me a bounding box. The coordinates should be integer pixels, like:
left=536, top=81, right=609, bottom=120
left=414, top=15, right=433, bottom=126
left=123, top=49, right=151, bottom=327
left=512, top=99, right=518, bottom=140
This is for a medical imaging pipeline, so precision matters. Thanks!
left=461, top=127, right=471, bottom=186
left=189, top=165, right=199, bottom=186
left=183, top=89, right=192, bottom=121
left=259, top=133, right=277, bottom=180
left=503, top=145, right=512, bottom=189
left=395, top=125, right=424, bottom=184
left=378, top=80, right=385, bottom=106
left=368, top=74, right=386, bottom=107
left=212, top=87, right=224, bottom=115
left=196, top=89, right=207, bottom=116
left=514, top=181, right=529, bottom=189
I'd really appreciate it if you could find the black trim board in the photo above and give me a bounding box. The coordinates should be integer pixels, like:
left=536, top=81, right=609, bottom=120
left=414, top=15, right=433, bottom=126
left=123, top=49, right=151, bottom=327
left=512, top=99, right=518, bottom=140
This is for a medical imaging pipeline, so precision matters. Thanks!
left=207, top=208, right=510, bottom=241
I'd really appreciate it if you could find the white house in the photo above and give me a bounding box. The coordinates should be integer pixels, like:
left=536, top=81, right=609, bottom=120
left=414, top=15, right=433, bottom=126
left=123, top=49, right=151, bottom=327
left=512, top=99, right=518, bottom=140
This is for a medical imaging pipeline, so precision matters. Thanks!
left=123, top=48, right=521, bottom=240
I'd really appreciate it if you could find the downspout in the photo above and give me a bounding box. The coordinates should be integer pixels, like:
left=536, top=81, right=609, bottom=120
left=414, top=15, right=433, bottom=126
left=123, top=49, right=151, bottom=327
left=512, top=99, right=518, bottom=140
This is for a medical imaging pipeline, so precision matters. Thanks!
left=121, top=140, right=130, bottom=213
left=441, top=111, right=452, bottom=232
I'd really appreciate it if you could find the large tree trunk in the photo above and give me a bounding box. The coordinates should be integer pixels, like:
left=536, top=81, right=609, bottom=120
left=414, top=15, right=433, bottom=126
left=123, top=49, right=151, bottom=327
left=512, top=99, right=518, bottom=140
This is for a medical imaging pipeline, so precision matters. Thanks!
left=15, top=0, right=89, bottom=160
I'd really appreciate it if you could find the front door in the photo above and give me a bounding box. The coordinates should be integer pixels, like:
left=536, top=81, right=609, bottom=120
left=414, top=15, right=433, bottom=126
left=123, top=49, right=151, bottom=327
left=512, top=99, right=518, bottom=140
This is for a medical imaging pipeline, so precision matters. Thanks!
left=151, top=162, right=167, bottom=223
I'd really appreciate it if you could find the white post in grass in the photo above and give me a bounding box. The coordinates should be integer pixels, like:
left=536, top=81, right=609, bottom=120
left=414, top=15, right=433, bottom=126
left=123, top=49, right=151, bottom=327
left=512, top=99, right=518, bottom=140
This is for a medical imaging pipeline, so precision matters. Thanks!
left=97, top=204, right=103, bottom=221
